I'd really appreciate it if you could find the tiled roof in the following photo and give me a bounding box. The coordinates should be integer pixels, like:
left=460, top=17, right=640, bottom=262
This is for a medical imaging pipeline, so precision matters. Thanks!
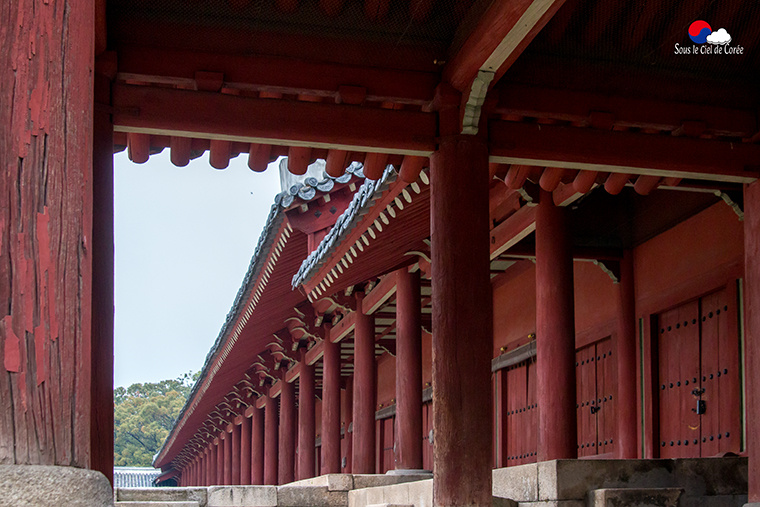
left=113, top=467, right=162, bottom=488
left=154, top=160, right=365, bottom=467
left=291, top=163, right=397, bottom=289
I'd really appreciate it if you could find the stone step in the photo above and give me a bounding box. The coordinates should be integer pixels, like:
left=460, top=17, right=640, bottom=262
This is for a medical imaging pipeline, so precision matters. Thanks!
left=115, top=487, right=207, bottom=504
left=588, top=487, right=682, bottom=507
left=114, top=502, right=200, bottom=507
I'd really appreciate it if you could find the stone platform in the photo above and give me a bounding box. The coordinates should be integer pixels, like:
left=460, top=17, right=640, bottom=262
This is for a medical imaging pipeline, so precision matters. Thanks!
left=0, top=464, right=113, bottom=507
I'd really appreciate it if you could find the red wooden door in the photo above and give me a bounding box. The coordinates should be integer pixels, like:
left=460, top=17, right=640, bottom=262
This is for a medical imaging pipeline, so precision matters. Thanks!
left=657, top=287, right=741, bottom=457
left=500, top=360, right=538, bottom=466
left=380, top=416, right=394, bottom=473
left=576, top=337, right=615, bottom=457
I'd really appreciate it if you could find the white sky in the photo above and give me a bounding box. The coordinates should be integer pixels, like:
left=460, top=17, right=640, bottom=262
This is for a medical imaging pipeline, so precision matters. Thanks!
left=113, top=150, right=282, bottom=388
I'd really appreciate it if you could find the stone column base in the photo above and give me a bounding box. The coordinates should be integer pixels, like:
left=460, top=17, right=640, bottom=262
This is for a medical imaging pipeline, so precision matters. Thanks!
left=0, top=465, right=113, bottom=506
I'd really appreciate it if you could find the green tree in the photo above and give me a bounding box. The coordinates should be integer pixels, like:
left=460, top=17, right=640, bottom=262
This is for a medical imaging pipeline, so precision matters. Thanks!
left=114, top=371, right=200, bottom=467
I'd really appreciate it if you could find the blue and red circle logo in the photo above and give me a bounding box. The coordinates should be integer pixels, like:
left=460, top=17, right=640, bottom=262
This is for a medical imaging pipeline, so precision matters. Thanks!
left=689, top=20, right=712, bottom=44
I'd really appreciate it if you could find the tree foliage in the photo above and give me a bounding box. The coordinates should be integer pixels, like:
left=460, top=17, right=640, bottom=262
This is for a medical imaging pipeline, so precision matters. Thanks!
left=114, top=371, right=200, bottom=467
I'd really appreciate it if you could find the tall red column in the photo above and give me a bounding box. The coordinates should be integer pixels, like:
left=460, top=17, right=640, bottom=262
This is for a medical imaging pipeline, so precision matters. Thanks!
left=224, top=428, right=233, bottom=485
left=321, top=326, right=342, bottom=474
left=298, top=354, right=316, bottom=479
left=344, top=376, right=353, bottom=473
left=430, top=135, right=492, bottom=507
left=264, top=394, right=279, bottom=485
left=536, top=189, right=577, bottom=460
left=279, top=380, right=296, bottom=484
left=744, top=180, right=760, bottom=502
left=216, top=435, right=224, bottom=485
left=252, top=406, right=265, bottom=484
left=616, top=250, right=637, bottom=458
left=231, top=422, right=242, bottom=484
left=241, top=415, right=252, bottom=484
left=353, top=293, right=376, bottom=473
left=395, top=268, right=423, bottom=470
left=207, top=445, right=213, bottom=485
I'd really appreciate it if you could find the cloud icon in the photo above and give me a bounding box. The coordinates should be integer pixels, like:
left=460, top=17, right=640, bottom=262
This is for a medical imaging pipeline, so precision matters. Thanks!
left=707, top=28, right=732, bottom=45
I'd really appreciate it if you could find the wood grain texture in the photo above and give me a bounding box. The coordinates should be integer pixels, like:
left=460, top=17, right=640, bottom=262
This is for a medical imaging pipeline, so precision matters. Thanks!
left=0, top=0, right=94, bottom=468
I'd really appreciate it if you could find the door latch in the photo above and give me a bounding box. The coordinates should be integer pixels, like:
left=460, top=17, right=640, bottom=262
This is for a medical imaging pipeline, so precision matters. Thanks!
left=691, top=388, right=705, bottom=396
left=692, top=399, right=706, bottom=415
left=590, top=406, right=600, bottom=415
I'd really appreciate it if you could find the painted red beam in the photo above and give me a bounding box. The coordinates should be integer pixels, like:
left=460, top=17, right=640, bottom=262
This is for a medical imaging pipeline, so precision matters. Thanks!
left=489, top=121, right=760, bottom=184
left=117, top=46, right=438, bottom=105
left=494, top=83, right=757, bottom=138
left=113, top=84, right=436, bottom=155
left=445, top=0, right=566, bottom=91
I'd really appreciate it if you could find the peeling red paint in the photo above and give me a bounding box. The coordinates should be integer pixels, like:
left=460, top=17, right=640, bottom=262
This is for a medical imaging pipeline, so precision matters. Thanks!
left=3, top=316, right=21, bottom=372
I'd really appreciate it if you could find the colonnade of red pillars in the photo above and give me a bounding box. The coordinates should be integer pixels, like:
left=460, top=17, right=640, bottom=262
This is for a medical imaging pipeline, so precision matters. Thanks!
left=177, top=134, right=643, bottom=507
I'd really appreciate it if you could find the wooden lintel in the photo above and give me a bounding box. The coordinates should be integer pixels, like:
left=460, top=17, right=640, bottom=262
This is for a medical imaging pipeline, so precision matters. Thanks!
left=113, top=84, right=436, bottom=156
left=285, top=362, right=302, bottom=383
left=490, top=206, right=537, bottom=260
left=362, top=274, right=398, bottom=315
left=489, top=121, right=760, bottom=184
left=491, top=340, right=537, bottom=372
left=116, top=45, right=438, bottom=105
left=305, top=340, right=325, bottom=366
left=331, top=312, right=356, bottom=343
left=495, top=82, right=757, bottom=138
left=269, top=380, right=282, bottom=399
left=234, top=415, right=243, bottom=425
left=255, top=396, right=266, bottom=409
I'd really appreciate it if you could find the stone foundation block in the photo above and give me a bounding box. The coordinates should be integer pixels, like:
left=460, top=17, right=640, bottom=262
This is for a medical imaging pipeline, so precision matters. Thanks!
left=0, top=464, right=113, bottom=507
left=116, top=487, right=208, bottom=505
left=207, top=486, right=277, bottom=506
left=115, top=502, right=199, bottom=507
left=587, top=487, right=682, bottom=506
left=277, top=485, right=348, bottom=507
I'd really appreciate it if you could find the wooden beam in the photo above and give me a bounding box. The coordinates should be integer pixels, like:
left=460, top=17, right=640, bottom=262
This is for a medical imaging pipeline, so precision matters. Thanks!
left=362, top=274, right=398, bottom=315
left=490, top=206, right=537, bottom=260
left=331, top=312, right=356, bottom=343
left=495, top=82, right=757, bottom=138
left=116, top=46, right=438, bottom=105
left=113, top=84, right=437, bottom=156
left=445, top=0, right=566, bottom=91
left=489, top=121, right=760, bottom=184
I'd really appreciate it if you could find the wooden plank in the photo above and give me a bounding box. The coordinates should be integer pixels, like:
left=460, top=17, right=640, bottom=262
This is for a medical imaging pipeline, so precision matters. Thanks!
left=113, top=84, right=437, bottom=156
left=490, top=206, right=537, bottom=260
left=490, top=121, right=760, bottom=184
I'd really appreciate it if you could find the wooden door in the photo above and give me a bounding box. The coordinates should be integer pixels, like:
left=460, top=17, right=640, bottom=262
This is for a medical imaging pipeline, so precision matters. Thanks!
left=657, top=287, right=741, bottom=457
left=380, top=416, right=394, bottom=473
left=499, top=360, right=538, bottom=466
left=576, top=337, right=615, bottom=457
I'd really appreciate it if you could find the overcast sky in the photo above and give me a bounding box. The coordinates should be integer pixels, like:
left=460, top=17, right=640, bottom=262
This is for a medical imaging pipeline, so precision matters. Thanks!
left=113, top=150, right=282, bottom=388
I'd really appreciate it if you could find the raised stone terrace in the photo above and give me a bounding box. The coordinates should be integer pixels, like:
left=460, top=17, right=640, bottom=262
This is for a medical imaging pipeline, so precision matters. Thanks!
left=113, top=458, right=747, bottom=507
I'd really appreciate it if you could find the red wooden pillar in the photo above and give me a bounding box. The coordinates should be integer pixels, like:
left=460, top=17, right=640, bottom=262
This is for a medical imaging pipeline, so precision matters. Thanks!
left=216, top=435, right=224, bottom=485
left=241, top=415, right=252, bottom=484
left=252, top=406, right=265, bottom=484
left=322, top=325, right=342, bottom=474
left=207, top=446, right=213, bottom=485
left=395, top=268, right=423, bottom=471
left=231, top=422, right=242, bottom=484
left=92, top=70, right=115, bottom=485
left=345, top=376, right=354, bottom=473
left=616, top=250, right=637, bottom=458
left=536, top=188, right=577, bottom=460
left=279, top=379, right=296, bottom=484
left=744, top=180, right=760, bottom=503
left=298, top=353, right=316, bottom=479
left=210, top=441, right=217, bottom=485
left=430, top=134, right=492, bottom=506
left=353, top=294, right=376, bottom=474
left=224, top=428, right=233, bottom=485
left=264, top=394, right=279, bottom=485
